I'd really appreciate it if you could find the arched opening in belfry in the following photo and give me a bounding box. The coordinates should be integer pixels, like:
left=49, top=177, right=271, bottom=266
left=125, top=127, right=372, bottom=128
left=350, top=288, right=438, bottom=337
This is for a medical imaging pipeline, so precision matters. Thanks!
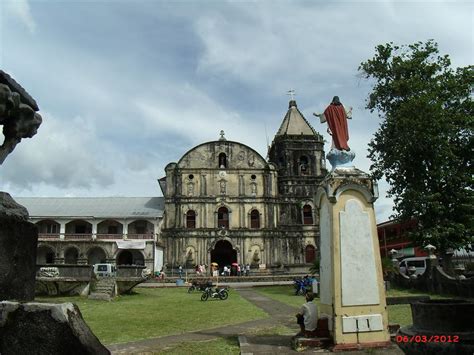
left=211, top=240, right=237, bottom=268
left=218, top=153, right=227, bottom=169
left=299, top=155, right=309, bottom=175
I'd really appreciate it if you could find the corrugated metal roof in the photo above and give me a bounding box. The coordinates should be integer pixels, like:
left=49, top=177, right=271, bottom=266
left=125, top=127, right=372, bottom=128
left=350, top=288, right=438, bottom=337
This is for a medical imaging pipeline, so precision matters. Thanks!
left=14, top=197, right=164, bottom=219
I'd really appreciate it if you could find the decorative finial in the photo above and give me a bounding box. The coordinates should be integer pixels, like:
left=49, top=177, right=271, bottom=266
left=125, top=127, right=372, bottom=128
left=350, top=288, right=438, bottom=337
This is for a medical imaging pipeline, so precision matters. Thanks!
left=287, top=89, right=296, bottom=101
left=287, top=89, right=297, bottom=108
left=219, top=130, right=226, bottom=141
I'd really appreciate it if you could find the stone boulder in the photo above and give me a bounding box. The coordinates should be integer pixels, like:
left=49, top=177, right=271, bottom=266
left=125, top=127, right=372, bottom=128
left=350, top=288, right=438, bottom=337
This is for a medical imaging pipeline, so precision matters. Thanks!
left=0, top=192, right=37, bottom=301
left=0, top=301, right=110, bottom=355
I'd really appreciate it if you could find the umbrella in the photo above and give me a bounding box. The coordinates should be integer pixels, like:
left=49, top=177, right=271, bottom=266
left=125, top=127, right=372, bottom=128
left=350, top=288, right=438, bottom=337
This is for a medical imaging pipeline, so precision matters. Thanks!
left=211, top=262, right=218, bottom=266
left=231, top=262, right=239, bottom=266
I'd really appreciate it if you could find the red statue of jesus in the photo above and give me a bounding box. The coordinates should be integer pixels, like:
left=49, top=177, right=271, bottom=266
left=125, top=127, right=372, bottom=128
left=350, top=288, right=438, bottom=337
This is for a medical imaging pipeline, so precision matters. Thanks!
left=313, top=96, right=352, bottom=151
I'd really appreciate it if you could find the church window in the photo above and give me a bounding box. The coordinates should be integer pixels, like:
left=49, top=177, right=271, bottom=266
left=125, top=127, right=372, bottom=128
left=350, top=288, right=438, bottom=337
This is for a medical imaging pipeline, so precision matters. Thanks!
left=302, top=205, right=313, bottom=225
left=250, top=210, right=260, bottom=229
left=188, top=174, right=194, bottom=180
left=108, top=225, right=118, bottom=234
left=186, top=210, right=196, bottom=228
left=251, top=174, right=256, bottom=180
left=305, top=245, right=316, bottom=263
left=299, top=156, right=309, bottom=175
left=218, top=153, right=227, bottom=169
left=217, top=207, right=229, bottom=229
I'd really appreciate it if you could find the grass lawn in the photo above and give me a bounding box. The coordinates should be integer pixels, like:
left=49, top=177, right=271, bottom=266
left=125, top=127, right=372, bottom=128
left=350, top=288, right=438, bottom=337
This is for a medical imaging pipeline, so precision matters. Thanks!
left=36, top=287, right=268, bottom=345
left=253, top=285, right=450, bottom=327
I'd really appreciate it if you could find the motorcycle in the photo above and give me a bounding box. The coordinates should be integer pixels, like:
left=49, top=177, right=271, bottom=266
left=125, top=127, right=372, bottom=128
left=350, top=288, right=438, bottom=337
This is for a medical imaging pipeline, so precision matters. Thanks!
left=293, top=277, right=312, bottom=296
left=200, top=286, right=229, bottom=301
left=188, top=280, right=212, bottom=293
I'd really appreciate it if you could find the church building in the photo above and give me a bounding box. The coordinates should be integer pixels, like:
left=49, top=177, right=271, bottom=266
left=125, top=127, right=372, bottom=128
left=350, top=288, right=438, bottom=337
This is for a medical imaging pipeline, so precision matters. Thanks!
left=159, top=99, right=327, bottom=272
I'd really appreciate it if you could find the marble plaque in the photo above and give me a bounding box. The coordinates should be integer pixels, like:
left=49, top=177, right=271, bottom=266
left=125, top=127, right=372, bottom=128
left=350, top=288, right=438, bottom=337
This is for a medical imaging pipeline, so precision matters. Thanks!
left=340, top=199, right=380, bottom=306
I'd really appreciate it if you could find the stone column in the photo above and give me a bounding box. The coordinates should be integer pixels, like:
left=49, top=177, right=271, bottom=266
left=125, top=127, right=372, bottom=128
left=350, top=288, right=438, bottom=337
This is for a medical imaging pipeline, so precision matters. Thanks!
left=123, top=219, right=128, bottom=239
left=315, top=167, right=390, bottom=350
left=55, top=246, right=65, bottom=264
left=59, top=221, right=66, bottom=240
left=91, top=220, right=98, bottom=240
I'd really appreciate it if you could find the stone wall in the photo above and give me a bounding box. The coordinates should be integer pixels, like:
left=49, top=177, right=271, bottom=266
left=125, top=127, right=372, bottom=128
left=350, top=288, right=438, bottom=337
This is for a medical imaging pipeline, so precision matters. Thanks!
left=392, top=261, right=474, bottom=298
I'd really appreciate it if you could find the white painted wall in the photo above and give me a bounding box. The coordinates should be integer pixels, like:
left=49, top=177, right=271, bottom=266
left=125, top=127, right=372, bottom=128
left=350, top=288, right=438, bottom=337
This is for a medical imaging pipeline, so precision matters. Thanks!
left=155, top=247, right=164, bottom=271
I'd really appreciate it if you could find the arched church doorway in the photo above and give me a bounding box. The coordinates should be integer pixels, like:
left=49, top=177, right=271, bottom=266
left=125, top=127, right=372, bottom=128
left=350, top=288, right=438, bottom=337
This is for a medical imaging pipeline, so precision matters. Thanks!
left=211, top=240, right=237, bottom=268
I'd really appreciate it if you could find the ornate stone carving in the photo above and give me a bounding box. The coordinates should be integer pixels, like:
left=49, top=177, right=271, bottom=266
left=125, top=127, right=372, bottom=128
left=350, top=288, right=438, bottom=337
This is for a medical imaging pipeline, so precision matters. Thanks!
left=0, top=71, right=42, bottom=165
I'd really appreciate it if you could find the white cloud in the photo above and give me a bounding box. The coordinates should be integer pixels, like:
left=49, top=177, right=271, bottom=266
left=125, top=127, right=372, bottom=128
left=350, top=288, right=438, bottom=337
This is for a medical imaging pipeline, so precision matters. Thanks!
left=134, top=82, right=267, bottom=152
left=5, top=0, right=36, bottom=34
left=1, top=111, right=114, bottom=191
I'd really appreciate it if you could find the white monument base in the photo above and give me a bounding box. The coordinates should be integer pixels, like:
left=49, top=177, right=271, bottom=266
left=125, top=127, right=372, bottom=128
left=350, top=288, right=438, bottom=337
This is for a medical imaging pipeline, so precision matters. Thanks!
left=315, top=167, right=390, bottom=349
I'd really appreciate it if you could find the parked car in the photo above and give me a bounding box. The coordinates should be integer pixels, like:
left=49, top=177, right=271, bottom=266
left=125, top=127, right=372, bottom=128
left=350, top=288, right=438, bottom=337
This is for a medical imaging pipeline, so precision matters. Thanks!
left=399, top=257, right=427, bottom=276
left=93, top=263, right=116, bottom=277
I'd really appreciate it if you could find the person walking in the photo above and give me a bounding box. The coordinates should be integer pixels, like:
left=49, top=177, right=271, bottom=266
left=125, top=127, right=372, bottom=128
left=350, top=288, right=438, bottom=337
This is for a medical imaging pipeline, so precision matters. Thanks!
left=245, top=264, right=250, bottom=276
left=178, top=264, right=183, bottom=279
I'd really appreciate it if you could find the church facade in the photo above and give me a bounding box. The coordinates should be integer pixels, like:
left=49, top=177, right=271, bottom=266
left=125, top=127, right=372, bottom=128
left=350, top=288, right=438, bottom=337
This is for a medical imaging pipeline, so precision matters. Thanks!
left=159, top=100, right=327, bottom=272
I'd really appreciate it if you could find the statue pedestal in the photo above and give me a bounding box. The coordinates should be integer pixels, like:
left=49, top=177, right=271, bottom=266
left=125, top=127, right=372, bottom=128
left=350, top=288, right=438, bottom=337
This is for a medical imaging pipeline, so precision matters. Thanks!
left=315, top=168, right=390, bottom=349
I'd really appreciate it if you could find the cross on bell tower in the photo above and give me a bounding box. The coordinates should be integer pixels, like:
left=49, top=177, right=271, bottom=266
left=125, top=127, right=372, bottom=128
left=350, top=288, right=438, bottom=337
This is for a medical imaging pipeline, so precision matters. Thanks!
left=219, top=130, right=226, bottom=141
left=287, top=89, right=296, bottom=101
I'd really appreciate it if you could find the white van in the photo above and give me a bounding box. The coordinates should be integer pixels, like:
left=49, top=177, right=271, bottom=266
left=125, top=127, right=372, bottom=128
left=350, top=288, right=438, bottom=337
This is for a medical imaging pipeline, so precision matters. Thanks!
left=93, top=264, right=116, bottom=277
left=399, top=257, right=427, bottom=276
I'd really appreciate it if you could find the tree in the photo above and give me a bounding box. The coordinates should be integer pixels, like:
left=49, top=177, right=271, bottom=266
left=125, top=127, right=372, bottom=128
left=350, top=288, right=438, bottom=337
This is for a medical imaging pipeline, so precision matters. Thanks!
left=359, top=40, right=473, bottom=254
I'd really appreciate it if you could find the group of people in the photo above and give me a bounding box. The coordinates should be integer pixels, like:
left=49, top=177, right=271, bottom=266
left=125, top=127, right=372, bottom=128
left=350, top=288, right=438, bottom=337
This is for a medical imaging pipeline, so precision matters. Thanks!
left=194, top=264, right=207, bottom=276
left=154, top=268, right=166, bottom=281
left=190, top=263, right=252, bottom=277
left=221, top=264, right=251, bottom=276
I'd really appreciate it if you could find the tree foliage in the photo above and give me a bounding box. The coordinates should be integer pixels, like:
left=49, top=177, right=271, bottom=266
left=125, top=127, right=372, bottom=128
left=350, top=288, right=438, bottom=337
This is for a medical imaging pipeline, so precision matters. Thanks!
left=359, top=40, right=473, bottom=252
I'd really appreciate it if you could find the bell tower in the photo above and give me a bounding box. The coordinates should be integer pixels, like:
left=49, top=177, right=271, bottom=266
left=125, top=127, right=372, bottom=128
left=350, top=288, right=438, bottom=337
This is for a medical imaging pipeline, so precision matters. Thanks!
left=268, top=99, right=327, bottom=227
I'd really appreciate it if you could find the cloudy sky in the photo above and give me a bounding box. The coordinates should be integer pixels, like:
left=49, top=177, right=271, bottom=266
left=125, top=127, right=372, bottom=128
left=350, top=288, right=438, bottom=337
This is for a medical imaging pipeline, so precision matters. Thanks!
left=0, top=0, right=472, bottom=222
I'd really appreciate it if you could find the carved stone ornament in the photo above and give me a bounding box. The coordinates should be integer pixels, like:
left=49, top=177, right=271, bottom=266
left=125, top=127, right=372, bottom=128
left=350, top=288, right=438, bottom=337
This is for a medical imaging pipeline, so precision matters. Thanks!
left=248, top=154, right=255, bottom=166
left=0, top=71, right=42, bottom=165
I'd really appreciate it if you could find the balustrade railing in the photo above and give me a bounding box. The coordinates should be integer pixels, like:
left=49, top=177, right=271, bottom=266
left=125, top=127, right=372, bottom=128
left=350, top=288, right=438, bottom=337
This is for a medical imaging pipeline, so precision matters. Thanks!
left=96, top=234, right=122, bottom=240
left=65, top=234, right=93, bottom=240
left=38, top=233, right=154, bottom=241
left=38, top=233, right=60, bottom=239
left=126, top=234, right=153, bottom=240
